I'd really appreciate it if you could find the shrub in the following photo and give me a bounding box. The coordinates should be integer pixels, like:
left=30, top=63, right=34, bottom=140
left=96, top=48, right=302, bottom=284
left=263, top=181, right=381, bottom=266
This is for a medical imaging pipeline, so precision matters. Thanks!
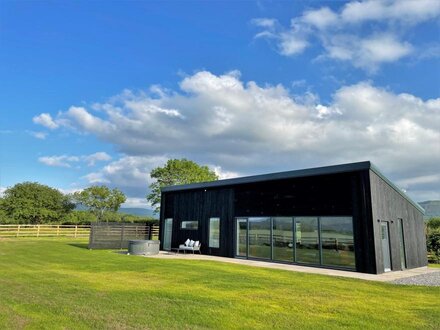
left=427, top=229, right=440, bottom=264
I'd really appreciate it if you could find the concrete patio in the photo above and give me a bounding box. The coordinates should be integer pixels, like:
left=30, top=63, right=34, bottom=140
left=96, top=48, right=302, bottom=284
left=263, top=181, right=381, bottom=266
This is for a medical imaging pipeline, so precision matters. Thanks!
left=145, top=251, right=440, bottom=283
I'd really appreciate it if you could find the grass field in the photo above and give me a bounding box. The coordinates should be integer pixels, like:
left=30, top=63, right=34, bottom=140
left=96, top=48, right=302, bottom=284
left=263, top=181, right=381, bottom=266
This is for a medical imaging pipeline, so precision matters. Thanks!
left=0, top=238, right=439, bottom=329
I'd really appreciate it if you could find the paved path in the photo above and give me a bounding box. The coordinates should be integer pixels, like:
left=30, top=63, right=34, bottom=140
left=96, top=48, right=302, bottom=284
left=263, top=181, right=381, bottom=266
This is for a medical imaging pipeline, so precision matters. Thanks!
left=144, top=251, right=440, bottom=283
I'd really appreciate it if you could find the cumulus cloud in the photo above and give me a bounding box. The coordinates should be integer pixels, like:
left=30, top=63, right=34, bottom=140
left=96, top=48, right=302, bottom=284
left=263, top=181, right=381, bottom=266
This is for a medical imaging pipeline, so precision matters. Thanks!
left=32, top=113, right=59, bottom=129
left=252, top=0, right=440, bottom=72
left=36, top=71, right=440, bottom=201
left=82, top=156, right=168, bottom=198
left=38, top=152, right=112, bottom=168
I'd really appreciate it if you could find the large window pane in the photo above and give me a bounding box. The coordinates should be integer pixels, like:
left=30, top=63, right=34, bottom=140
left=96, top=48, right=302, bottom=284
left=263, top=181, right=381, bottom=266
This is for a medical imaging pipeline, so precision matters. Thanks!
left=236, top=218, right=247, bottom=257
left=321, top=217, right=355, bottom=268
left=272, top=217, right=294, bottom=262
left=209, top=217, right=220, bottom=248
left=295, top=217, right=319, bottom=264
left=248, top=217, right=271, bottom=259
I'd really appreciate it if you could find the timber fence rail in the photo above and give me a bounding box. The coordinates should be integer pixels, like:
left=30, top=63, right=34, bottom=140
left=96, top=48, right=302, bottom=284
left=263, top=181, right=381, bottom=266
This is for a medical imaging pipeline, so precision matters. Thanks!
left=0, top=224, right=91, bottom=238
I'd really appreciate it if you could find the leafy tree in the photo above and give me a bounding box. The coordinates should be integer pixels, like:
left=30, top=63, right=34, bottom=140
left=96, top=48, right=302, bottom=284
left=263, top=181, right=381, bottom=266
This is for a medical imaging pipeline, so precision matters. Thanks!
left=0, top=182, right=74, bottom=224
left=427, top=217, right=440, bottom=230
left=72, top=186, right=126, bottom=222
left=147, top=159, right=218, bottom=213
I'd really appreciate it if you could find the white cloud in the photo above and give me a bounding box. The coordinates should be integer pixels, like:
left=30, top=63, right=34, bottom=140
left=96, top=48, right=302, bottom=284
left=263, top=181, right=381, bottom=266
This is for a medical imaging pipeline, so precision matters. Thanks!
left=278, top=31, right=309, bottom=56
left=252, top=0, right=440, bottom=71
left=0, top=187, right=6, bottom=197
left=38, top=155, right=80, bottom=168
left=33, top=113, right=59, bottom=129
left=82, top=156, right=168, bottom=198
left=301, top=7, right=338, bottom=30
left=341, top=0, right=440, bottom=25
left=28, top=131, right=48, bottom=140
left=38, top=152, right=112, bottom=168
left=123, top=197, right=151, bottom=208
left=251, top=18, right=278, bottom=29
left=83, top=152, right=112, bottom=166
left=211, top=166, right=240, bottom=180
left=38, top=70, right=440, bottom=202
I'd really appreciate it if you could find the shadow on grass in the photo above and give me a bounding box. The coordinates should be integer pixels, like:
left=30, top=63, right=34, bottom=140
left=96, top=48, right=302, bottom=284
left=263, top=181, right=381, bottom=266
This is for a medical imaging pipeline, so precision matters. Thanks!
left=68, top=243, right=89, bottom=249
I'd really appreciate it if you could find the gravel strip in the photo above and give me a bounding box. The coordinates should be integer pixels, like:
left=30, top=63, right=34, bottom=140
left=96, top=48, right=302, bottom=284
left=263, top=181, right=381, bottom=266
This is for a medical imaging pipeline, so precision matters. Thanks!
left=391, top=271, right=440, bottom=286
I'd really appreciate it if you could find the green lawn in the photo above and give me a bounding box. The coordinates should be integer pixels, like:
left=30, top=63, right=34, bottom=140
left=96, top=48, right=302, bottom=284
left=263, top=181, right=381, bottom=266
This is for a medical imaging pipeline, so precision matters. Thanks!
left=0, top=238, right=439, bottom=329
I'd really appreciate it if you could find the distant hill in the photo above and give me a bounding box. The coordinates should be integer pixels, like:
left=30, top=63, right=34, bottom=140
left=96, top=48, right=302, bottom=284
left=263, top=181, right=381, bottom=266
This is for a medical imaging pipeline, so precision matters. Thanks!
left=119, top=207, right=156, bottom=218
left=75, top=205, right=156, bottom=218
left=418, top=200, right=440, bottom=219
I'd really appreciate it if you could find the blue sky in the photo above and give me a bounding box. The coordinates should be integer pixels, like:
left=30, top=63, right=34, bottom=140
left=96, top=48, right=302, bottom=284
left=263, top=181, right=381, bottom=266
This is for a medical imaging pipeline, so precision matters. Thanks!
left=1, top=0, right=439, bottom=207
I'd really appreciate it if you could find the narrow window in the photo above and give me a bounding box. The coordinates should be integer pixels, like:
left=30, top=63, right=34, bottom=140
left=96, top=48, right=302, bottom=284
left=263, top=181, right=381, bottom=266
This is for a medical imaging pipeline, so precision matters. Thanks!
left=181, top=221, right=198, bottom=230
left=209, top=217, right=220, bottom=248
left=397, top=218, right=407, bottom=269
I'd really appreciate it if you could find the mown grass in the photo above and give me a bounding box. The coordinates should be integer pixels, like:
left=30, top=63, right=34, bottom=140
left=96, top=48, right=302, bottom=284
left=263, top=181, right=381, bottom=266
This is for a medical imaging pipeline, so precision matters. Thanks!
left=0, top=238, right=439, bottom=329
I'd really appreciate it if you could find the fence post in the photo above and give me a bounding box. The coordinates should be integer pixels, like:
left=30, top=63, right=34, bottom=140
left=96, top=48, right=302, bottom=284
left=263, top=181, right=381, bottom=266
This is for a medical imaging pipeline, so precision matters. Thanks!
left=74, top=225, right=78, bottom=238
left=89, top=224, right=94, bottom=249
left=120, top=223, right=125, bottom=249
left=37, top=225, right=40, bottom=237
left=57, top=225, right=60, bottom=237
left=17, top=225, right=21, bottom=237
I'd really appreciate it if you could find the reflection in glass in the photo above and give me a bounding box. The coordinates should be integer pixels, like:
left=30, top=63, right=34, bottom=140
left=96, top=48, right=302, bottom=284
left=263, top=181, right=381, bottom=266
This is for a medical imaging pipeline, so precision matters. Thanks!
left=248, top=217, right=271, bottom=259
left=236, top=219, right=247, bottom=256
left=320, top=217, right=355, bottom=268
left=272, top=217, right=294, bottom=262
left=181, top=221, right=198, bottom=230
left=295, top=217, right=319, bottom=264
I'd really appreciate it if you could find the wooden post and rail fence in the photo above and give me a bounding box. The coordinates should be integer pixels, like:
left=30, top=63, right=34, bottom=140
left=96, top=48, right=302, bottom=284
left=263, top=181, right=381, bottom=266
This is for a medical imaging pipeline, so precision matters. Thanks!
left=0, top=224, right=159, bottom=240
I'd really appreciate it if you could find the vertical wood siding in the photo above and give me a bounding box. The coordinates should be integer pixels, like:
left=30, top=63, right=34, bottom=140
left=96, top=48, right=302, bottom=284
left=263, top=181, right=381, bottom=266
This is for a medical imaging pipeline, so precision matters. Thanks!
left=369, top=170, right=427, bottom=273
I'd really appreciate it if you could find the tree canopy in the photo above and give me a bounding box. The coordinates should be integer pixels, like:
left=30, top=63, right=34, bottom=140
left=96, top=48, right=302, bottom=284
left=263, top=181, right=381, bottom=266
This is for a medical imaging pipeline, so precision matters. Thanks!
left=147, top=159, right=218, bottom=213
left=72, top=186, right=126, bottom=222
left=0, top=182, right=74, bottom=224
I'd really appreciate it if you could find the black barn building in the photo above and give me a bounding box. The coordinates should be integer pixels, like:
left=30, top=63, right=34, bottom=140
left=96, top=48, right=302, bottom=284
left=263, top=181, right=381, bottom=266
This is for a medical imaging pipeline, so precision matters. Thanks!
left=159, top=161, right=427, bottom=274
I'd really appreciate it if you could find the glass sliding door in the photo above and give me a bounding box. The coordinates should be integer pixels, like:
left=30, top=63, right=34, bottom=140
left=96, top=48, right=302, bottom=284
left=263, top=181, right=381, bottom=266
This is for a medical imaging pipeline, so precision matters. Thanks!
left=295, top=217, right=319, bottom=264
left=163, top=218, right=173, bottom=251
left=248, top=217, right=271, bottom=259
left=236, top=218, right=247, bottom=257
left=320, top=217, right=355, bottom=268
left=272, top=217, right=294, bottom=262
left=234, top=215, right=356, bottom=270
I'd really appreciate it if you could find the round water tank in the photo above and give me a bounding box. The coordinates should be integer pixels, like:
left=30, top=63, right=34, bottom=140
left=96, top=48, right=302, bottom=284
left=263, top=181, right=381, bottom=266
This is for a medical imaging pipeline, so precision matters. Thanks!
left=128, top=240, right=160, bottom=255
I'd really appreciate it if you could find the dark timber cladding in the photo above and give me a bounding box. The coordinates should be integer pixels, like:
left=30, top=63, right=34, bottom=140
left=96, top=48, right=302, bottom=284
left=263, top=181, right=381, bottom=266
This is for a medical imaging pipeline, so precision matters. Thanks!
left=160, top=161, right=426, bottom=274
